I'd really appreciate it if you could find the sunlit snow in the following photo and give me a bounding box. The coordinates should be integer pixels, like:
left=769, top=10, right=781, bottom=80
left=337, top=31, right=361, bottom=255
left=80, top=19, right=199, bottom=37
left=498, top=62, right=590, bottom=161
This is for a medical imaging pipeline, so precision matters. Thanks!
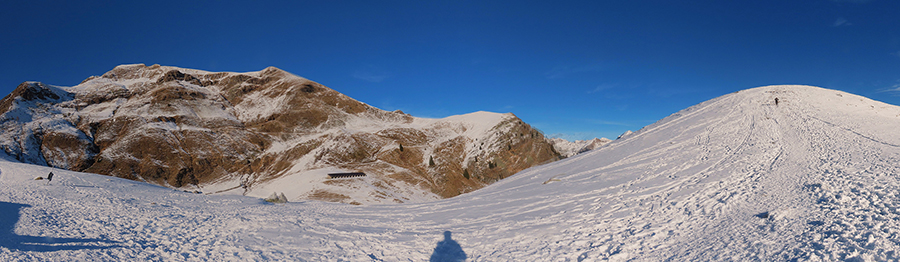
left=3, top=85, right=900, bottom=261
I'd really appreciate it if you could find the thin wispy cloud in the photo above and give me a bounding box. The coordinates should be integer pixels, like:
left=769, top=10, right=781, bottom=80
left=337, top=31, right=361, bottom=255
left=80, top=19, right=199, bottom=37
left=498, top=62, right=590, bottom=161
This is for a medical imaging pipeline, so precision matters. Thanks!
left=587, top=83, right=617, bottom=94
left=352, top=70, right=390, bottom=82
left=875, top=80, right=900, bottom=95
left=883, top=83, right=900, bottom=93
left=546, top=64, right=607, bottom=79
left=832, top=17, right=851, bottom=27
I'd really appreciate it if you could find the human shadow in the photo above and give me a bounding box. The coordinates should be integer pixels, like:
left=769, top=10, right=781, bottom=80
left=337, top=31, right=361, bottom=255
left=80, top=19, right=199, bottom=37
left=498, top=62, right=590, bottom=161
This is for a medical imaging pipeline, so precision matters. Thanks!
left=0, top=201, right=122, bottom=252
left=429, top=231, right=467, bottom=262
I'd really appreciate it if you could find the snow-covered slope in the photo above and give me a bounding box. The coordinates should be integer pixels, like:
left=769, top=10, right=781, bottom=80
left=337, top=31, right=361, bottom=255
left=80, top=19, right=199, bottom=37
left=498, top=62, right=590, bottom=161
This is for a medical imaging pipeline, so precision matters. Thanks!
left=3, top=85, right=900, bottom=261
left=549, top=137, right=612, bottom=157
left=0, top=64, right=560, bottom=204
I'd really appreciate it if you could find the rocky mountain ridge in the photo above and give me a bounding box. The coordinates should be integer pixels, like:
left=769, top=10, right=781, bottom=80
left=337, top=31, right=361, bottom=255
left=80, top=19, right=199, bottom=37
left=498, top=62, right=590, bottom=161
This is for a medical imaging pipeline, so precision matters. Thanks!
left=0, top=64, right=561, bottom=204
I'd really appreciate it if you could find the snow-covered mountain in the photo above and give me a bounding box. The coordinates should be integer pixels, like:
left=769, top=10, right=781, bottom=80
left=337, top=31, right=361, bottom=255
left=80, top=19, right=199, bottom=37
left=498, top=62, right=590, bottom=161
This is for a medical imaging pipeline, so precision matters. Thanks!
left=549, top=137, right=611, bottom=157
left=3, top=85, right=900, bottom=260
left=0, top=64, right=560, bottom=204
left=616, top=129, right=633, bottom=139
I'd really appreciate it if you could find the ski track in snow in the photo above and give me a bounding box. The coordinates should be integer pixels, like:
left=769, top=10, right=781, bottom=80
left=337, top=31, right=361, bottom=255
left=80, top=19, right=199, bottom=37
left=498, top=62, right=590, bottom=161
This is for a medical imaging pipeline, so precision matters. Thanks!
left=2, top=85, right=900, bottom=261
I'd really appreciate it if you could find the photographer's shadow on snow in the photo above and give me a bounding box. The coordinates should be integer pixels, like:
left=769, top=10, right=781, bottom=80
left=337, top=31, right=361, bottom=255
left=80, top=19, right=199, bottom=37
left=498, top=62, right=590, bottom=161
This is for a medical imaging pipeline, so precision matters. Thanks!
left=0, top=201, right=121, bottom=252
left=429, top=231, right=467, bottom=262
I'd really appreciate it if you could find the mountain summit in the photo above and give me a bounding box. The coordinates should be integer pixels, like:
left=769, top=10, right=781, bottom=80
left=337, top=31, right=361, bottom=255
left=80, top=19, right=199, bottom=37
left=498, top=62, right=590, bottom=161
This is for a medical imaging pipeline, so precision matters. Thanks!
left=0, top=64, right=560, bottom=204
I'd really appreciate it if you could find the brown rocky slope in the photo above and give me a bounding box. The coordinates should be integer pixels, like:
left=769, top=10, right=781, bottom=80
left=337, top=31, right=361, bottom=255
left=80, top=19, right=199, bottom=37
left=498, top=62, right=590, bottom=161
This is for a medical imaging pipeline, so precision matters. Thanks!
left=0, top=64, right=561, bottom=204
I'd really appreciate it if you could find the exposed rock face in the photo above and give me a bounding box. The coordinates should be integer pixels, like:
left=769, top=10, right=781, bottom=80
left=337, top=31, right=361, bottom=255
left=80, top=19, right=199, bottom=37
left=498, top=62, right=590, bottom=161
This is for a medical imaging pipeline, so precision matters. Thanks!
left=0, top=64, right=561, bottom=204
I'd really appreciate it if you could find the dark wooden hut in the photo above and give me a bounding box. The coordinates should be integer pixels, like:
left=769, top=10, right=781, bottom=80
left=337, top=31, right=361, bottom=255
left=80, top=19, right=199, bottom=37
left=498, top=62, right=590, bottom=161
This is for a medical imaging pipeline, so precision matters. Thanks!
left=327, top=172, right=366, bottom=179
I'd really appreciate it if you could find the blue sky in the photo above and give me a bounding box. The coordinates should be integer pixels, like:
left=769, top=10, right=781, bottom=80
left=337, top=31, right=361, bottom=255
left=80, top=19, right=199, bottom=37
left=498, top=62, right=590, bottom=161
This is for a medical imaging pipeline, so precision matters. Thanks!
left=2, top=1, right=900, bottom=140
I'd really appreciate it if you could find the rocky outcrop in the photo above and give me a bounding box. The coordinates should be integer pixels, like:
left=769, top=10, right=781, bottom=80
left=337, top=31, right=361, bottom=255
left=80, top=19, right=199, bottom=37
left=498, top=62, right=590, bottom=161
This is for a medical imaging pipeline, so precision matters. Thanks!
left=0, top=64, right=561, bottom=204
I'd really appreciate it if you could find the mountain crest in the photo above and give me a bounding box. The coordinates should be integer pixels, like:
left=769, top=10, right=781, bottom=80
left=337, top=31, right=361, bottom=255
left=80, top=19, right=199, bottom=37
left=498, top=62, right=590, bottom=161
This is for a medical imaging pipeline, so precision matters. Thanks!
left=0, top=65, right=560, bottom=204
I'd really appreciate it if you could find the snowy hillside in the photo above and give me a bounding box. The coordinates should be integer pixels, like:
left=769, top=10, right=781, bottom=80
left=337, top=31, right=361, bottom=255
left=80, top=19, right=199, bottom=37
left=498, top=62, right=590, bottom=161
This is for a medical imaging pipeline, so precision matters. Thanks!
left=0, top=64, right=559, bottom=205
left=3, top=85, right=900, bottom=260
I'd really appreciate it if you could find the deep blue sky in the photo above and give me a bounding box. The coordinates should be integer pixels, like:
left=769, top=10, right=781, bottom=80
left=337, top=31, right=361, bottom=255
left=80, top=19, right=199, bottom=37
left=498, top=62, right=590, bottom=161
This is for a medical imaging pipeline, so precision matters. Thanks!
left=2, top=1, right=900, bottom=140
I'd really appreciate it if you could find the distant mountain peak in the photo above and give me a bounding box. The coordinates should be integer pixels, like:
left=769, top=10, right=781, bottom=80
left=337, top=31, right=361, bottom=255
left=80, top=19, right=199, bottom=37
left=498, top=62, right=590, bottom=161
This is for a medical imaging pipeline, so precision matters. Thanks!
left=549, top=137, right=612, bottom=157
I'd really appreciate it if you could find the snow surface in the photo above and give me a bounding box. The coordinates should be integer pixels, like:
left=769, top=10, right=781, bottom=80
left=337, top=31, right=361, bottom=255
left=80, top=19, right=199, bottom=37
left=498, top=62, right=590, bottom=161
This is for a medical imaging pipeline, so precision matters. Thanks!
left=3, top=85, right=900, bottom=260
left=549, top=137, right=612, bottom=157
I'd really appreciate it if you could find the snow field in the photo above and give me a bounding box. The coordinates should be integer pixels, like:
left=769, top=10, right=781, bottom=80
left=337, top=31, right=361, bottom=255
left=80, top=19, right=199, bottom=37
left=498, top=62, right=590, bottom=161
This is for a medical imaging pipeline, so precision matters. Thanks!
left=2, top=85, right=900, bottom=260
